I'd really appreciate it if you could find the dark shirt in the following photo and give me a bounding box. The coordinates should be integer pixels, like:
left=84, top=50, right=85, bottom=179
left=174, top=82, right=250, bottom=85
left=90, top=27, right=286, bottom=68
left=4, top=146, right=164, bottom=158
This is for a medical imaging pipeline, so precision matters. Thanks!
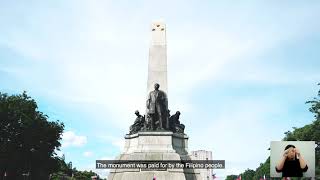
left=275, top=159, right=308, bottom=177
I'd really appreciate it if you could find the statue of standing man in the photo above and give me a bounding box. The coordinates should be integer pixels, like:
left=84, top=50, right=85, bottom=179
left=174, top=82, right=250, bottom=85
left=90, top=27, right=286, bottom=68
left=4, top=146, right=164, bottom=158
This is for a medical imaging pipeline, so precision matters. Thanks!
left=146, top=83, right=169, bottom=130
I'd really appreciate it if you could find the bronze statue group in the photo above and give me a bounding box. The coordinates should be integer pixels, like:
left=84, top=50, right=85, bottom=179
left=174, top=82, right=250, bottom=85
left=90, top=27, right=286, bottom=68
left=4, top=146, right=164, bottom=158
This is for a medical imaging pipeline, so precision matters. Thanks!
left=129, top=83, right=185, bottom=135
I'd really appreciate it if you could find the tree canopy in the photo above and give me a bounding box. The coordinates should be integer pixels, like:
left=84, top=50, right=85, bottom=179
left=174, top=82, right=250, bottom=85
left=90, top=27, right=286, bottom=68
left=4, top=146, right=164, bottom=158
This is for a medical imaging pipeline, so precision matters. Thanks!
left=0, top=91, right=64, bottom=179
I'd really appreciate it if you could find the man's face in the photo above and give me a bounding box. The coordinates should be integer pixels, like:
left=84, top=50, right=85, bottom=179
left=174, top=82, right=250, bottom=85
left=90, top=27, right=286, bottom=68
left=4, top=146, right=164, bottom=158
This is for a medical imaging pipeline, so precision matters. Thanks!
left=154, top=84, right=159, bottom=90
left=287, top=147, right=296, bottom=159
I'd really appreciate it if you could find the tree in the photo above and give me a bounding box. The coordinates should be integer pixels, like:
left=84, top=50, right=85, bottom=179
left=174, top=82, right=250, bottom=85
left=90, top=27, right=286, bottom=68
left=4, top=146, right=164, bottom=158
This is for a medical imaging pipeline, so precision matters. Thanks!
left=225, top=174, right=238, bottom=180
left=49, top=155, right=74, bottom=179
left=283, top=83, right=320, bottom=177
left=0, top=91, right=64, bottom=179
left=252, top=157, right=270, bottom=179
left=49, top=155, right=102, bottom=180
left=240, top=168, right=255, bottom=179
left=73, top=170, right=98, bottom=180
left=306, top=83, right=320, bottom=121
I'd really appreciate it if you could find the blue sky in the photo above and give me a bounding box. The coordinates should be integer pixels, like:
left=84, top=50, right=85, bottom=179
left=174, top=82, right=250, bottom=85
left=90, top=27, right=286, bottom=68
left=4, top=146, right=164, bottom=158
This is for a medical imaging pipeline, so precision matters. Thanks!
left=1, top=0, right=320, bottom=178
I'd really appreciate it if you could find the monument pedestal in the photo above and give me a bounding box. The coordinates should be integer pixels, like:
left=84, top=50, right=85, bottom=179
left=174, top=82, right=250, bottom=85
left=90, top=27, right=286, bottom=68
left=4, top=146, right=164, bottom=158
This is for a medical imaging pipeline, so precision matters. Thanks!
left=107, top=131, right=201, bottom=180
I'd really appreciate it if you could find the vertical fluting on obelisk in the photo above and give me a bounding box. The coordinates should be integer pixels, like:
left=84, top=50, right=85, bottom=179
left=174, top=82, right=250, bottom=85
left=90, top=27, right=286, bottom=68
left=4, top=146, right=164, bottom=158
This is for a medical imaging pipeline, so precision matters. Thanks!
left=147, top=20, right=168, bottom=95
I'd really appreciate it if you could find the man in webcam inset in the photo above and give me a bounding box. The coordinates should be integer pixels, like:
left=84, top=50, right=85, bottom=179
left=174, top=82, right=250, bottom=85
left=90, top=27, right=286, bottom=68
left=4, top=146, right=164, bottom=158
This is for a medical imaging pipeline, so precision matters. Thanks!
left=146, top=83, right=168, bottom=130
left=275, top=144, right=308, bottom=177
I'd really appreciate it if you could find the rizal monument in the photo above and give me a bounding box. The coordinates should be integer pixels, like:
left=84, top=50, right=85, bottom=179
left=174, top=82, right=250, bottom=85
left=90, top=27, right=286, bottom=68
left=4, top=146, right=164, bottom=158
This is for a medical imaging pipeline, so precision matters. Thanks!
left=106, top=21, right=203, bottom=180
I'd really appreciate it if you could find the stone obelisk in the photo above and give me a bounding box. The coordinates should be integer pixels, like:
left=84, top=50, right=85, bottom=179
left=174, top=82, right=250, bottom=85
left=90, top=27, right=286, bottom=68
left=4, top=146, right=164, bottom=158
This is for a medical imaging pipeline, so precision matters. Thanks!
left=147, top=20, right=168, bottom=95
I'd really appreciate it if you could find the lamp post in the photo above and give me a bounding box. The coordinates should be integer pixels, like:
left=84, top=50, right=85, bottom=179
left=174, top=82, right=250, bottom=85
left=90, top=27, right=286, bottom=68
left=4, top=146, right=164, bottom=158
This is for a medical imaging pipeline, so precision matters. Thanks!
left=68, top=162, right=73, bottom=177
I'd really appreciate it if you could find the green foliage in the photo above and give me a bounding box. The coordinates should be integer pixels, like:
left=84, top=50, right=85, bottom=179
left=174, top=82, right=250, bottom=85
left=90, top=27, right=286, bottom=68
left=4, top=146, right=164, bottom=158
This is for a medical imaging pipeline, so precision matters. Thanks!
left=0, top=91, right=103, bottom=179
left=225, top=174, right=238, bottom=180
left=51, top=167, right=100, bottom=180
left=240, top=168, right=255, bottom=179
left=50, top=172, right=73, bottom=180
left=283, top=84, right=320, bottom=177
left=73, top=170, right=98, bottom=180
left=50, top=156, right=74, bottom=177
left=252, top=157, right=270, bottom=179
left=0, top=91, right=64, bottom=179
left=50, top=156, right=101, bottom=180
left=306, top=83, right=320, bottom=121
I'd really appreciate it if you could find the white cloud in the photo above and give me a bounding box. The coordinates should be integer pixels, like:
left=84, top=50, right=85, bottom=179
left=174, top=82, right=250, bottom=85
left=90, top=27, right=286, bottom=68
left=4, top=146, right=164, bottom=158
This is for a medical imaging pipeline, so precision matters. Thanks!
left=97, top=135, right=125, bottom=151
left=99, top=156, right=113, bottom=160
left=62, top=131, right=87, bottom=148
left=83, top=151, right=93, bottom=157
